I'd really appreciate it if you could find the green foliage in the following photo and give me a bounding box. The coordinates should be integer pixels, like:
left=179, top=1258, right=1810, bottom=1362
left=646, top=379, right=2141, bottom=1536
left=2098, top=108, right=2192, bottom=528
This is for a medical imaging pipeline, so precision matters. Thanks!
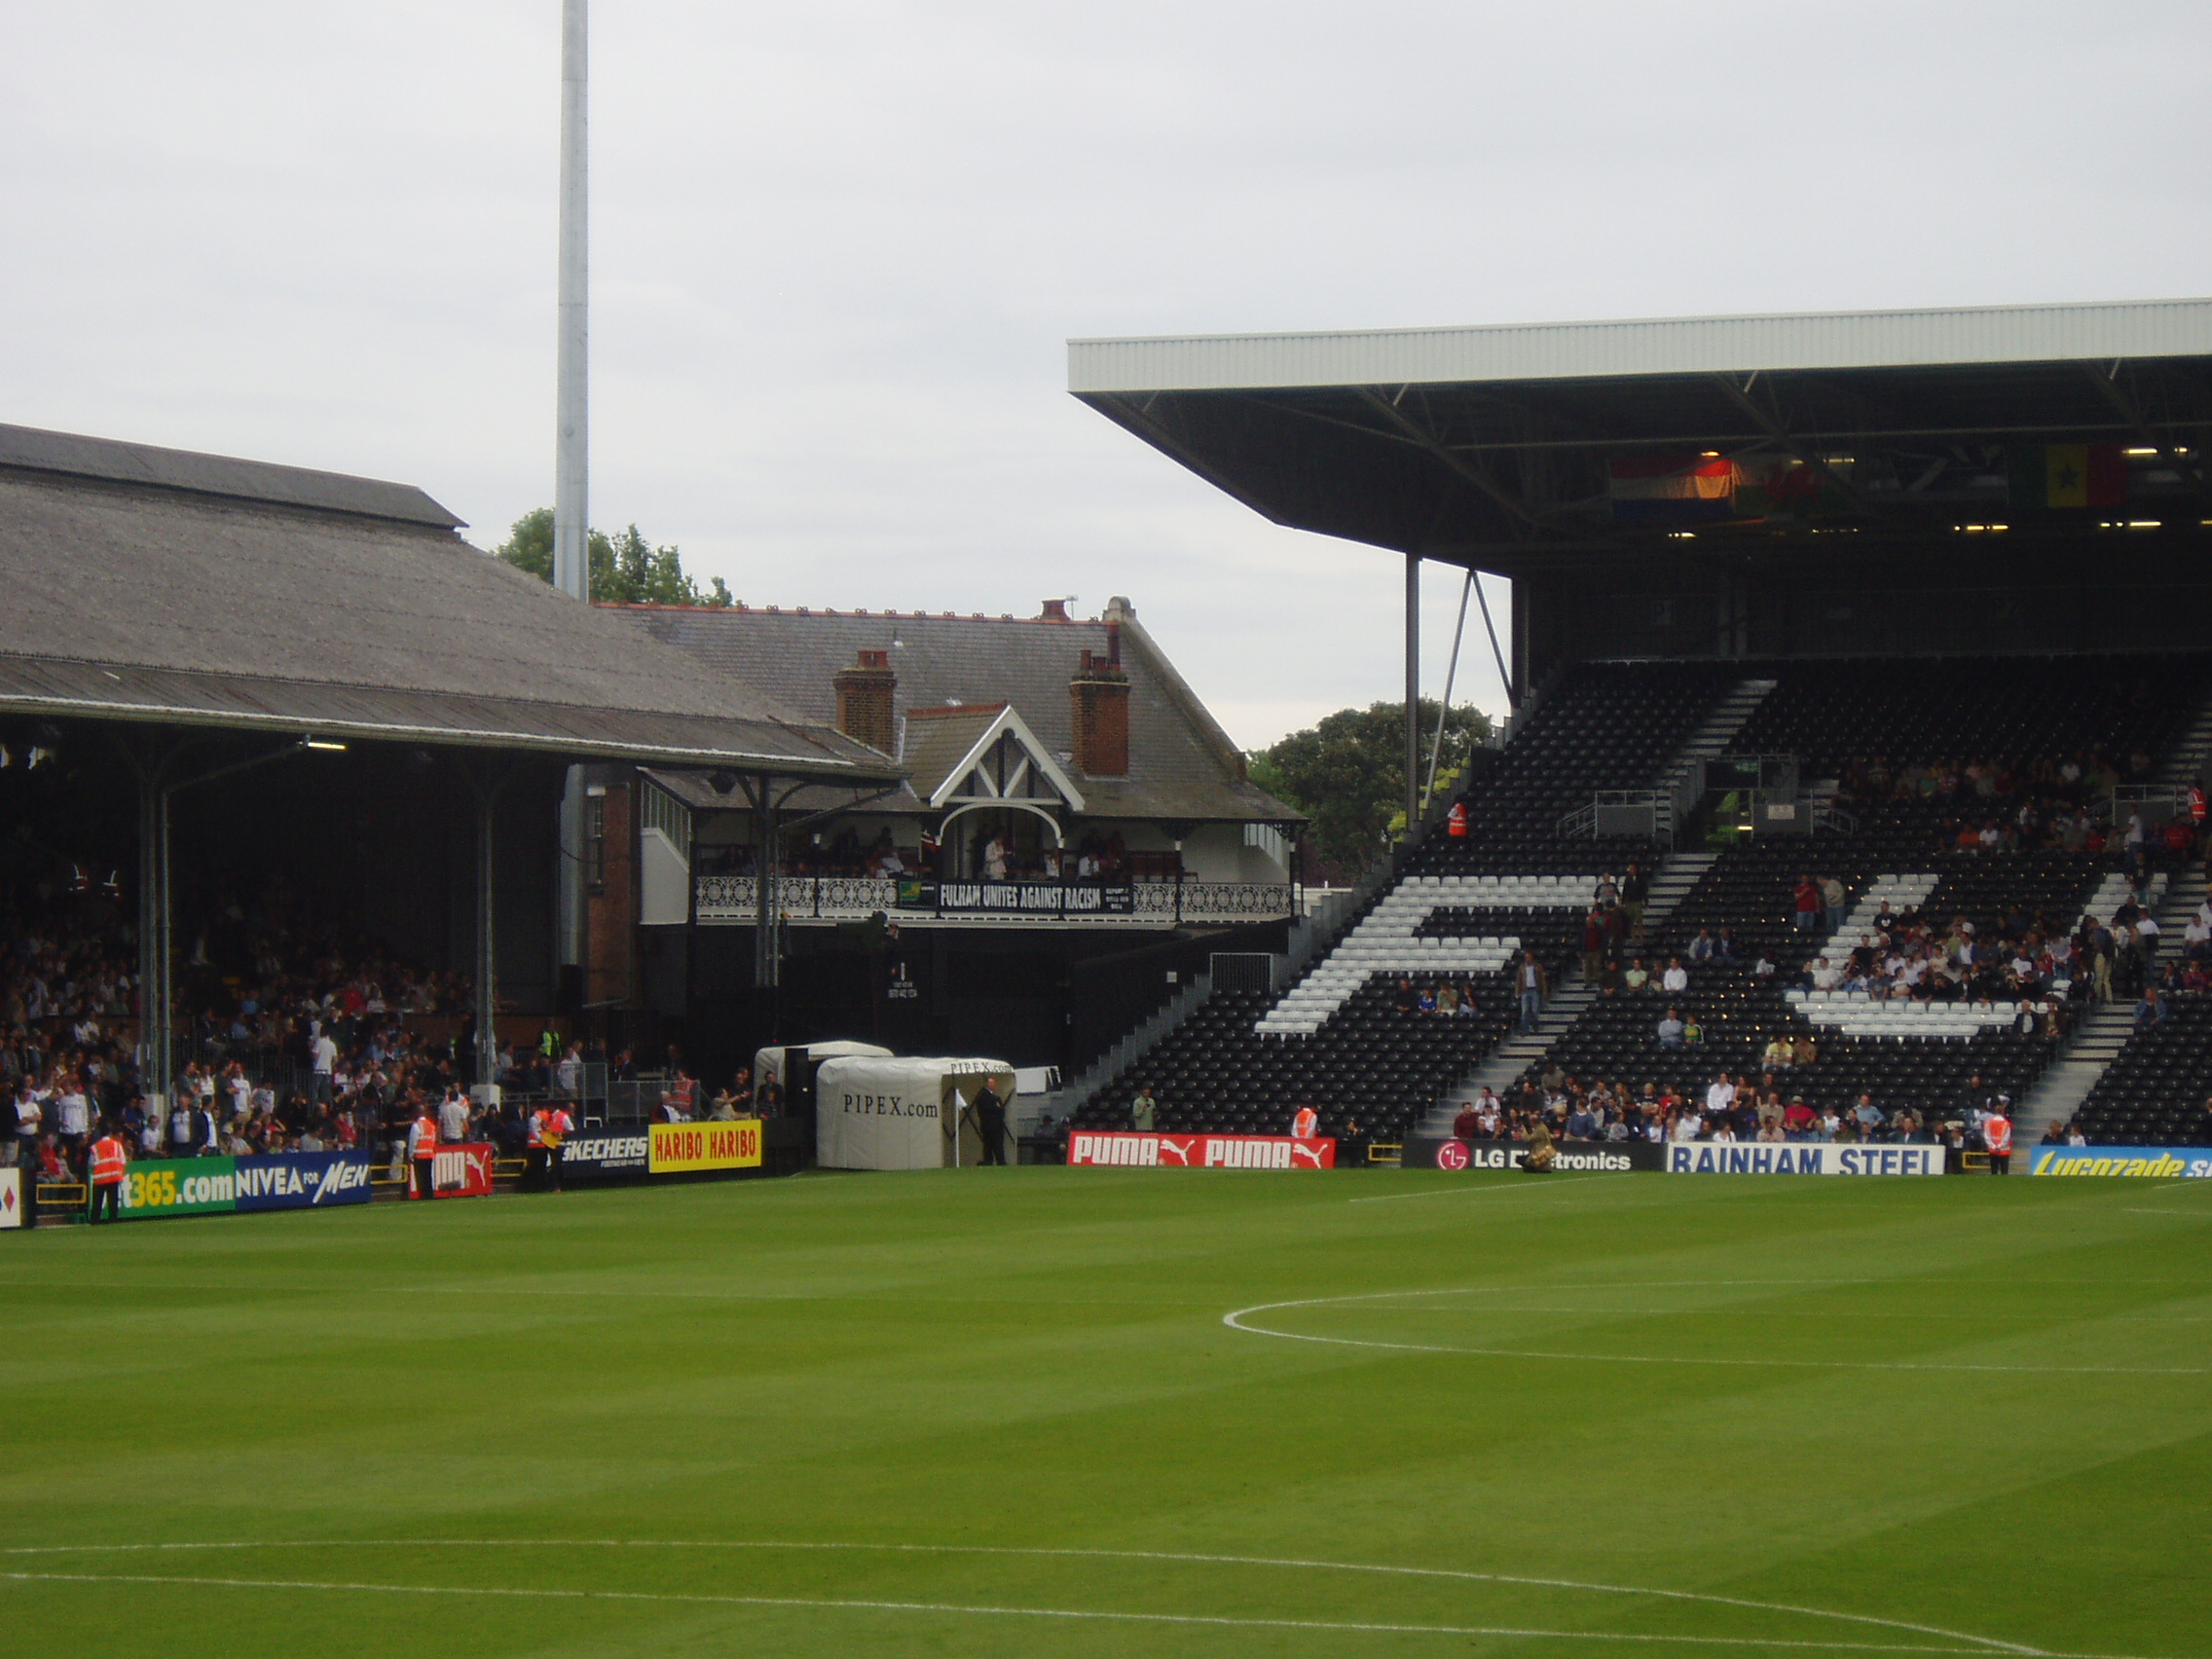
left=1251, top=698, right=1494, bottom=880
left=494, top=507, right=733, bottom=608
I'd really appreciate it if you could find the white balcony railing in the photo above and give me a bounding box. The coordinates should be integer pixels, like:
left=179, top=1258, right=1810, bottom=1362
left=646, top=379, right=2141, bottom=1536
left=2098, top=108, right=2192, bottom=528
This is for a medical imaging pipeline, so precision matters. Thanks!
left=694, top=875, right=1293, bottom=926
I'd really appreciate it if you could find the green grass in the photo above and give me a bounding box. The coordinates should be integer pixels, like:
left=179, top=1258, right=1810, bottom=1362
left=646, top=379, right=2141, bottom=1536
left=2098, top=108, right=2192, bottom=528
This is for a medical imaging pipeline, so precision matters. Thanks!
left=3, top=1166, right=2208, bottom=1658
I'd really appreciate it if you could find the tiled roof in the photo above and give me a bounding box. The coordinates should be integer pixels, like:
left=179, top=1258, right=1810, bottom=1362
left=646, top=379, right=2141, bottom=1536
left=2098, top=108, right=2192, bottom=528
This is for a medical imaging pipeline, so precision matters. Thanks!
left=0, top=435, right=896, bottom=777
left=615, top=602, right=1301, bottom=824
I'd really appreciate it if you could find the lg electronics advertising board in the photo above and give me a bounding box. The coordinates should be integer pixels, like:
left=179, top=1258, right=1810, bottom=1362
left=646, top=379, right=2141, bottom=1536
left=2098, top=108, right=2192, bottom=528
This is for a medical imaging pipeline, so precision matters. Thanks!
left=1066, top=1131, right=1336, bottom=1169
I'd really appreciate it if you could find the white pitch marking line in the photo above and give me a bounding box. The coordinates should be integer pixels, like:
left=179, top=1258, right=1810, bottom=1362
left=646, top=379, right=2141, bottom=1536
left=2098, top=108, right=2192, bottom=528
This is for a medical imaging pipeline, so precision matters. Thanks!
left=1349, top=1172, right=1638, bottom=1203
left=1221, top=1289, right=2212, bottom=1377
left=0, top=1568, right=2040, bottom=1655
left=0, top=1539, right=2049, bottom=1655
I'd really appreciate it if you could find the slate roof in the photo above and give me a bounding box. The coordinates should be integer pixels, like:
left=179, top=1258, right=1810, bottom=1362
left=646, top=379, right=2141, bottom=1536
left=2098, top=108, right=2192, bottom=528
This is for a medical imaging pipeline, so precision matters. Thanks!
left=900, top=707, right=1009, bottom=803
left=618, top=602, right=1301, bottom=825
left=0, top=426, right=898, bottom=778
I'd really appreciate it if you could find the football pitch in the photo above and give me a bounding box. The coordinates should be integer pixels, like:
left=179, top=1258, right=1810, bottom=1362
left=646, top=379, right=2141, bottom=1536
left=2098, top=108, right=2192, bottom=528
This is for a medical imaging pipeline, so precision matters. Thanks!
left=3, top=1166, right=2207, bottom=1658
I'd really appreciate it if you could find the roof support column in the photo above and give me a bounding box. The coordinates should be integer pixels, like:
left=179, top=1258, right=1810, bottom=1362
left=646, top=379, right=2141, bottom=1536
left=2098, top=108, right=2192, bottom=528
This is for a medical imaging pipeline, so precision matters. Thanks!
left=1404, top=551, right=1420, bottom=843
left=457, top=758, right=513, bottom=1092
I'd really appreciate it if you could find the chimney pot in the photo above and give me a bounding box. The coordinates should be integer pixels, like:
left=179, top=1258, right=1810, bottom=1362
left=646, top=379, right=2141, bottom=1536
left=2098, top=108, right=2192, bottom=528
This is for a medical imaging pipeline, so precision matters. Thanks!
left=1040, top=599, right=1070, bottom=622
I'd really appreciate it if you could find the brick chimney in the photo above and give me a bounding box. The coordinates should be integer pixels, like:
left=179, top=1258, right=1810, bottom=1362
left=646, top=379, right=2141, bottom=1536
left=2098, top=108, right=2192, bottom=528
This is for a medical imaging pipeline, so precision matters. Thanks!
left=1069, top=621, right=1129, bottom=776
left=833, top=647, right=897, bottom=754
left=1040, top=599, right=1070, bottom=622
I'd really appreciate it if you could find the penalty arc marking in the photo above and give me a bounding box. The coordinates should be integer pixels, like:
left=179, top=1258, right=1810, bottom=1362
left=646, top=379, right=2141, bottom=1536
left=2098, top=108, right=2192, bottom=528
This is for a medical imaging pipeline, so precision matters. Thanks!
left=0, top=1539, right=2122, bottom=1657
left=1220, top=1287, right=2212, bottom=1376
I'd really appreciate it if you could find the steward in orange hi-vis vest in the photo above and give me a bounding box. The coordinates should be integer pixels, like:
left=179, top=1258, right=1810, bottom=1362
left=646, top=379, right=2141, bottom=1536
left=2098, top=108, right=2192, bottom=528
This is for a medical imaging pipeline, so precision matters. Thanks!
left=1982, top=1111, right=2012, bottom=1175
left=408, top=1109, right=440, bottom=1199
left=87, top=1131, right=127, bottom=1223
left=1290, top=1106, right=1319, bottom=1139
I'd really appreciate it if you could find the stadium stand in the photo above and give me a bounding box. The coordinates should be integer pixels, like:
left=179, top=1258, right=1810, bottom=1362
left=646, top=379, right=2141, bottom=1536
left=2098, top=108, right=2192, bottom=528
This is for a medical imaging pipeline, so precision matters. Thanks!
left=1074, top=648, right=2212, bottom=1150
left=2071, top=995, right=2212, bottom=1147
left=1073, top=661, right=1736, bottom=1141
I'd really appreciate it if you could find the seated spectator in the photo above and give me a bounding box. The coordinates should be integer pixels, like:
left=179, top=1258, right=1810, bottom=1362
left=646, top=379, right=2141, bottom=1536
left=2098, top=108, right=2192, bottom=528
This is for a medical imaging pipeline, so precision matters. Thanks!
left=1681, top=1014, right=1705, bottom=1047
left=2136, top=986, right=2169, bottom=1029
left=1791, top=1031, right=1818, bottom=1067
left=1783, top=1096, right=1818, bottom=1139
left=1621, top=958, right=1650, bottom=993
left=1852, top=1094, right=1886, bottom=1137
left=1762, top=1035, right=1793, bottom=1070
left=1752, top=949, right=1777, bottom=982
left=1687, top=928, right=1717, bottom=962
left=1660, top=957, right=1690, bottom=995
left=1451, top=1101, right=1481, bottom=1142
left=1656, top=1008, right=1685, bottom=1049
left=1809, top=956, right=1841, bottom=991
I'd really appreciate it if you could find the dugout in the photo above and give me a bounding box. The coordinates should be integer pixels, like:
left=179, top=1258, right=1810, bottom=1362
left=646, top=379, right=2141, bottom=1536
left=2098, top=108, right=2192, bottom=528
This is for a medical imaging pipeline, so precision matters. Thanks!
left=814, top=1054, right=1015, bottom=1170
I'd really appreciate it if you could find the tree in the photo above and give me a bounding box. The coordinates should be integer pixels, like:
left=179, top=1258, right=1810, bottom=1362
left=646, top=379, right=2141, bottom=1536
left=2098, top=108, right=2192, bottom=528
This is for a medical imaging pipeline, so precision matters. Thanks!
left=1250, top=699, right=1495, bottom=883
left=493, top=507, right=733, bottom=608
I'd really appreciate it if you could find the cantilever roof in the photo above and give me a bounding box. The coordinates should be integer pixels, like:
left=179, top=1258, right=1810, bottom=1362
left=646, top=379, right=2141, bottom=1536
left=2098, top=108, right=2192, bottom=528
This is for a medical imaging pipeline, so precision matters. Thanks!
left=0, top=425, right=898, bottom=778
left=1070, top=297, right=2212, bottom=391
left=1070, top=297, right=2212, bottom=573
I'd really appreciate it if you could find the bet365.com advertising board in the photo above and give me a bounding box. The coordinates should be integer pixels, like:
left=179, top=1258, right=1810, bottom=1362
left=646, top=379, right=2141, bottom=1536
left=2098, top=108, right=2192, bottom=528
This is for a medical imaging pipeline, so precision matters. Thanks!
left=118, top=1153, right=375, bottom=1219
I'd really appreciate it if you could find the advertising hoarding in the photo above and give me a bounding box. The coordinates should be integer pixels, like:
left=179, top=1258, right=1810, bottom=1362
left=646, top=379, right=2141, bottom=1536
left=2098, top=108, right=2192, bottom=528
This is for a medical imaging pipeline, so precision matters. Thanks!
left=2026, top=1146, right=2212, bottom=1178
left=1667, top=1143, right=1946, bottom=1176
left=1065, top=1131, right=1336, bottom=1169
left=1404, top=1136, right=1666, bottom=1172
left=648, top=1121, right=763, bottom=1174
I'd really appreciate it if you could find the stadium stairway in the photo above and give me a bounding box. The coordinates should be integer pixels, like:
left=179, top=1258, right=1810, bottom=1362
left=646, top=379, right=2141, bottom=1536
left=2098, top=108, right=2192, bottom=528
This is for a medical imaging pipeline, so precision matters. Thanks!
left=2015, top=1003, right=2135, bottom=1145
left=1422, top=850, right=1717, bottom=1125
left=1044, top=839, right=1407, bottom=1127
left=2151, top=684, right=2212, bottom=790
left=2014, top=858, right=2206, bottom=1143
left=1653, top=678, right=1777, bottom=839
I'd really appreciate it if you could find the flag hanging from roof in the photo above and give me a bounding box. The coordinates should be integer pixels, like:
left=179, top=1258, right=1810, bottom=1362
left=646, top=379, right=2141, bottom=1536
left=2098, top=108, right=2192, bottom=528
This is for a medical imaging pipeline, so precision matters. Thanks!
left=2007, top=445, right=2127, bottom=511
left=1607, top=456, right=1738, bottom=524
left=1609, top=454, right=1837, bottom=525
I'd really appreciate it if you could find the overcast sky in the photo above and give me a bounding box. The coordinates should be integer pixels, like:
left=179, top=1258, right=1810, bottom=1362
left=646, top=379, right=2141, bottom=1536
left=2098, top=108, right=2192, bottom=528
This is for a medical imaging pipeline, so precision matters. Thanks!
left=9, top=3, right=2209, bottom=748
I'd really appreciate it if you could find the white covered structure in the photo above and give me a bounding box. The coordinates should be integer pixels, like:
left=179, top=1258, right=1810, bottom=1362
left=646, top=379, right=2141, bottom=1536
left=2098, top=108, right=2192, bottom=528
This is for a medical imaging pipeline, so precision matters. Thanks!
left=815, top=1055, right=1016, bottom=1171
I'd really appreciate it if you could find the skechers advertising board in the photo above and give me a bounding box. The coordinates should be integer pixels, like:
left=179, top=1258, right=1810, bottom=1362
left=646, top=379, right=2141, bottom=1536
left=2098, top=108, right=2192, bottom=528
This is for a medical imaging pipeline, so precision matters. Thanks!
left=1667, top=1143, right=1946, bottom=1176
left=556, top=1131, right=650, bottom=1182
left=2026, top=1146, right=2212, bottom=1178
left=1404, top=1136, right=1666, bottom=1172
left=117, top=1153, right=375, bottom=1220
left=1065, top=1131, right=1337, bottom=1169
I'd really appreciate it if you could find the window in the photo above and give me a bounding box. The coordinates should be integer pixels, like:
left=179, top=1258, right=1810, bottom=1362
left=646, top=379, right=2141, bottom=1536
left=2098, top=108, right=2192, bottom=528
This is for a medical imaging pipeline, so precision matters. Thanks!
left=585, top=793, right=608, bottom=893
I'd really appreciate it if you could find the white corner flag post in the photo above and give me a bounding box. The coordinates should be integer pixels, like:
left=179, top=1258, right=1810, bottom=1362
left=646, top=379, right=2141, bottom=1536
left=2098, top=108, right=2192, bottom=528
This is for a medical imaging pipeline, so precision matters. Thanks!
left=553, top=0, right=590, bottom=991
